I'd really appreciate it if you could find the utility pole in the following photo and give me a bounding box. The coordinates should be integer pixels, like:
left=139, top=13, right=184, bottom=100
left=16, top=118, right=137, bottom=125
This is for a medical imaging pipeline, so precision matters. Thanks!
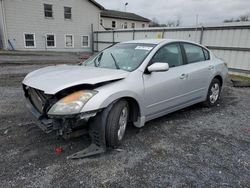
left=194, top=14, right=199, bottom=41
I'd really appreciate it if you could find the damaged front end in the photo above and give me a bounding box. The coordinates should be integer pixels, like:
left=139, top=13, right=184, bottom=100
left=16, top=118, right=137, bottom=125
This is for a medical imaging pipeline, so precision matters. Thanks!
left=23, top=85, right=107, bottom=159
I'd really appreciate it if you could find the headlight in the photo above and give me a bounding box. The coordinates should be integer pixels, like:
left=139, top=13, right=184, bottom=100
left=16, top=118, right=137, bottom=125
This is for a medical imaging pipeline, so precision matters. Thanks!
left=48, top=90, right=97, bottom=115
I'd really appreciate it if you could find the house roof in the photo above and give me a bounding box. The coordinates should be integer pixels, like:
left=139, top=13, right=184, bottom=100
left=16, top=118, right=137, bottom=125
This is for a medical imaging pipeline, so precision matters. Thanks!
left=88, top=0, right=105, bottom=10
left=101, top=10, right=151, bottom=22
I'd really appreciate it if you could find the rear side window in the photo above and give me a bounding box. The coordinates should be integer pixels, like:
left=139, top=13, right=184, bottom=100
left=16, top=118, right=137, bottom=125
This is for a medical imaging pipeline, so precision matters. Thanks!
left=183, top=43, right=205, bottom=63
left=203, top=48, right=210, bottom=60
left=151, top=43, right=183, bottom=68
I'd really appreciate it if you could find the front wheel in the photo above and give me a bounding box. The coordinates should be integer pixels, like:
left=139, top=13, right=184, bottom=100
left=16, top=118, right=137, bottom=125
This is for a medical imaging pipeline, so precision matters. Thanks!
left=204, top=78, right=221, bottom=107
left=105, top=100, right=129, bottom=148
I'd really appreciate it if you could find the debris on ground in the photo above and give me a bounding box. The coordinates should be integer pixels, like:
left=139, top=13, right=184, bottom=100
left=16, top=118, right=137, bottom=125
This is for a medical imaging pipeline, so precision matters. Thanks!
left=55, top=147, right=64, bottom=156
left=3, top=129, right=9, bottom=135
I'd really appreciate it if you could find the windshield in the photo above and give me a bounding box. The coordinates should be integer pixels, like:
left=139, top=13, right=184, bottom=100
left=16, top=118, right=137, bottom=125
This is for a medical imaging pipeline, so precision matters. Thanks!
left=82, top=43, right=156, bottom=72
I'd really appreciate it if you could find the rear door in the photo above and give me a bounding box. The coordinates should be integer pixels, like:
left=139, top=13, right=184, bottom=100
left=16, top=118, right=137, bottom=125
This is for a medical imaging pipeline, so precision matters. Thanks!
left=180, top=42, right=213, bottom=100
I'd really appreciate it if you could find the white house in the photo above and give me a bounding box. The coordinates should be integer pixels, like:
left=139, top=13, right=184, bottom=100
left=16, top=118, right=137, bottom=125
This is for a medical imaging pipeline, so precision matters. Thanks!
left=100, top=10, right=150, bottom=30
left=0, top=0, right=104, bottom=51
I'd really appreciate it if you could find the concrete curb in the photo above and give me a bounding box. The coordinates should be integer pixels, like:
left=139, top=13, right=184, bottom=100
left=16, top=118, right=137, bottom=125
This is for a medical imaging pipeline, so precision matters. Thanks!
left=231, top=80, right=250, bottom=87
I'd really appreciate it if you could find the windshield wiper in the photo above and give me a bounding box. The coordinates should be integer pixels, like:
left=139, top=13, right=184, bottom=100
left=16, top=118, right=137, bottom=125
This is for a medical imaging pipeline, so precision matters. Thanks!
left=110, top=52, right=120, bottom=70
left=94, top=52, right=103, bottom=67
left=93, top=58, right=98, bottom=67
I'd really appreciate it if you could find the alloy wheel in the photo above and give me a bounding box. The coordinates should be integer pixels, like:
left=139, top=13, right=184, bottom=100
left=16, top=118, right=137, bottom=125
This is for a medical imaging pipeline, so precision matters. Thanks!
left=210, top=83, right=220, bottom=104
left=117, top=106, right=128, bottom=141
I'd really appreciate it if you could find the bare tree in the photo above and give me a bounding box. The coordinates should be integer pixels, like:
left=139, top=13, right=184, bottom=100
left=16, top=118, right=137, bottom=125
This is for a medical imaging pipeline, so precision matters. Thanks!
left=239, top=15, right=249, bottom=21
left=166, top=21, right=176, bottom=27
left=176, top=15, right=182, bottom=26
left=149, top=16, right=181, bottom=28
left=224, top=14, right=249, bottom=23
left=224, top=18, right=234, bottom=23
left=149, top=17, right=161, bottom=27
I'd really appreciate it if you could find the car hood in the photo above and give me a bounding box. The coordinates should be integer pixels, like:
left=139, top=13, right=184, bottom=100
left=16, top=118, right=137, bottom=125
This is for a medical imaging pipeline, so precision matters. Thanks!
left=23, top=65, right=129, bottom=94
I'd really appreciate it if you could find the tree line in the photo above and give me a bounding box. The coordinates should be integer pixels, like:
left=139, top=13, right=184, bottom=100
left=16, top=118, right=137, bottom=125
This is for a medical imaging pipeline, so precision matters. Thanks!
left=149, top=14, right=249, bottom=28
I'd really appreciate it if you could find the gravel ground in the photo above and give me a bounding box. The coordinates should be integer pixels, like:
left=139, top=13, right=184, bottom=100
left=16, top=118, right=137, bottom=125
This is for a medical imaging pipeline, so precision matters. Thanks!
left=0, top=64, right=250, bottom=188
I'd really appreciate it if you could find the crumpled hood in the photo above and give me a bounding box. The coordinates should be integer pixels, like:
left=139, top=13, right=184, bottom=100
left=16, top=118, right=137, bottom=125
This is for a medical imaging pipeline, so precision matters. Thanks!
left=23, top=65, right=129, bottom=94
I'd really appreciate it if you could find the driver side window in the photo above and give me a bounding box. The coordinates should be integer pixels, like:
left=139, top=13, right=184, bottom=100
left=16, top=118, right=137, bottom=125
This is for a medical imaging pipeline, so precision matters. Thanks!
left=151, top=43, right=183, bottom=68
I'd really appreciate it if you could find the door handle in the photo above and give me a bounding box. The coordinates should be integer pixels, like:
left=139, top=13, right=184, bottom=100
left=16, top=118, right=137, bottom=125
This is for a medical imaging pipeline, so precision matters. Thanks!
left=180, top=73, right=188, bottom=79
left=208, top=65, right=215, bottom=70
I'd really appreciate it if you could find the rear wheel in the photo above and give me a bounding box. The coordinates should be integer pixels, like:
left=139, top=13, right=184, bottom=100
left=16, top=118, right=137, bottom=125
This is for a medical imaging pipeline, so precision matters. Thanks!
left=204, top=78, right=221, bottom=107
left=106, top=100, right=129, bottom=148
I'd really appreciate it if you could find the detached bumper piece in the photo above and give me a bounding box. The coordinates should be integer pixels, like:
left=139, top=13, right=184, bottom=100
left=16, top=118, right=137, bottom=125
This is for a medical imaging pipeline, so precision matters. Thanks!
left=67, top=118, right=107, bottom=159
left=67, top=104, right=113, bottom=159
left=67, top=144, right=105, bottom=159
left=67, top=122, right=106, bottom=159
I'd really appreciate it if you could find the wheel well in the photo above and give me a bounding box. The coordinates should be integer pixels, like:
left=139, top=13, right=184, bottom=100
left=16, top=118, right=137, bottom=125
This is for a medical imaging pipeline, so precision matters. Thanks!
left=120, top=97, right=140, bottom=122
left=214, top=75, right=223, bottom=86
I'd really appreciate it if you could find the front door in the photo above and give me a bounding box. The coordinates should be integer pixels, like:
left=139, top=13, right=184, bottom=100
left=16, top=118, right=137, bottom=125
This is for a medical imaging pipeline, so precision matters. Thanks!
left=143, top=43, right=191, bottom=119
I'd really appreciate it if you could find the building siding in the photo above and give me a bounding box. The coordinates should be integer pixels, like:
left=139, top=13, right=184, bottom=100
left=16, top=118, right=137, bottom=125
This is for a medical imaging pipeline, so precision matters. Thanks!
left=0, top=1, right=6, bottom=49
left=100, top=17, right=149, bottom=30
left=3, top=0, right=101, bottom=51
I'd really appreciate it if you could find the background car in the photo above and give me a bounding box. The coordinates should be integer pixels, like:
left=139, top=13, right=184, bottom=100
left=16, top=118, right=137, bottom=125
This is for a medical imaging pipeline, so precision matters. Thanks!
left=23, top=39, right=228, bottom=158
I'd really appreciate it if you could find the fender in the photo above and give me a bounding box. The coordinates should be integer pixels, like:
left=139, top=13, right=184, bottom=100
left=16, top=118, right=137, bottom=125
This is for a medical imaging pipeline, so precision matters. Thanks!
left=100, top=91, right=144, bottom=112
left=82, top=90, right=145, bottom=116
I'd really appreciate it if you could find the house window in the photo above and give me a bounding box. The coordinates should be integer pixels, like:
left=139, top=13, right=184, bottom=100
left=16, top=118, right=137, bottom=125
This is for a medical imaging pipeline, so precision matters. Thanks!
left=100, top=19, right=103, bottom=25
left=142, top=24, right=145, bottom=28
left=131, top=23, right=135, bottom=28
left=65, top=35, right=73, bottom=47
left=46, top=34, right=55, bottom=47
left=44, top=4, right=53, bottom=18
left=64, top=7, right=72, bottom=20
left=112, top=21, right=116, bottom=28
left=124, top=22, right=128, bottom=29
left=24, top=33, right=35, bottom=48
left=82, top=36, right=89, bottom=47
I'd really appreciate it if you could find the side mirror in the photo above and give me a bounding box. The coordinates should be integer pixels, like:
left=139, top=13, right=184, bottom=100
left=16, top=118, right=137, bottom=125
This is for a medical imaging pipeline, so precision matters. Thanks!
left=147, top=62, right=169, bottom=73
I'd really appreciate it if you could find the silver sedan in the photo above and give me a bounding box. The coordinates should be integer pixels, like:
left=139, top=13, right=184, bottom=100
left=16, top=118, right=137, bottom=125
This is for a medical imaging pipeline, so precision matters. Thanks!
left=22, top=39, right=228, bottom=158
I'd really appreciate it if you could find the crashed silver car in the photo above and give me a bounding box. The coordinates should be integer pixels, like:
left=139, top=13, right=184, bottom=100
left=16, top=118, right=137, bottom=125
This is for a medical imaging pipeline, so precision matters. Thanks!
left=23, top=39, right=228, bottom=158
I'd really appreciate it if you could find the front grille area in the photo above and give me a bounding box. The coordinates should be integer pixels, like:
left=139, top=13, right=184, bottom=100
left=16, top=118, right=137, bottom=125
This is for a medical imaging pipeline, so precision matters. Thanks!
left=26, top=87, right=47, bottom=113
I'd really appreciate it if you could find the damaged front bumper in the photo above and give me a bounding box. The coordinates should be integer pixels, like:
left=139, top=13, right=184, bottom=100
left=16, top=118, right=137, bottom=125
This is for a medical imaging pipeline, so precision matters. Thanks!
left=24, top=91, right=107, bottom=159
left=25, top=96, right=98, bottom=135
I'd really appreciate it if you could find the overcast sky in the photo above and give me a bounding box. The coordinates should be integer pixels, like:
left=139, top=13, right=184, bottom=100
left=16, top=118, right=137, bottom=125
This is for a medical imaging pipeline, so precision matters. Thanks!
left=96, top=0, right=250, bottom=26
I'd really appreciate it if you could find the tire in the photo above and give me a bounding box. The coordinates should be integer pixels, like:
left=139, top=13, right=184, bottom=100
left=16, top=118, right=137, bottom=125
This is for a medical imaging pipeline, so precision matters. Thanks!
left=106, top=100, right=129, bottom=148
left=204, top=78, right=221, bottom=107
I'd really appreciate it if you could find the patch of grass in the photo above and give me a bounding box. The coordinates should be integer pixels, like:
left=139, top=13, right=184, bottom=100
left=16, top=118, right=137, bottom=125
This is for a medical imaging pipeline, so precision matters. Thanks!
left=229, top=74, right=250, bottom=81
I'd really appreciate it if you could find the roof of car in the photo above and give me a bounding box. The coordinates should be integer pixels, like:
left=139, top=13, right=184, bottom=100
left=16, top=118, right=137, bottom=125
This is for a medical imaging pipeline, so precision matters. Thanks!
left=122, top=39, right=207, bottom=49
left=122, top=39, right=178, bottom=45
